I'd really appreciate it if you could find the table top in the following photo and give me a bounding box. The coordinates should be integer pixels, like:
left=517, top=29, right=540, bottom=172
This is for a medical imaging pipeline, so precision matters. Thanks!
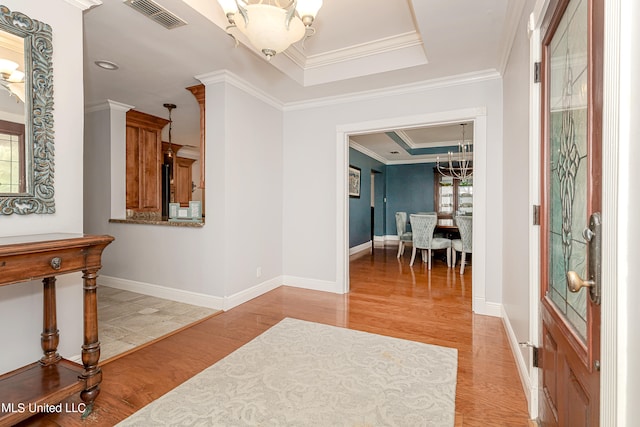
left=437, top=219, right=457, bottom=228
left=0, top=233, right=86, bottom=246
left=0, top=233, right=114, bottom=255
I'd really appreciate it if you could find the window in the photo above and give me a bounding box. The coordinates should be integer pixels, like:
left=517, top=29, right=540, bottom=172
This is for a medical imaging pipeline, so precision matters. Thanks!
left=434, top=169, right=473, bottom=218
left=0, top=119, right=25, bottom=194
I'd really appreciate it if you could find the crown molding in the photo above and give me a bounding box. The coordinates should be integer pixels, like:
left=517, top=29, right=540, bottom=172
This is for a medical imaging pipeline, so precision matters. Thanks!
left=63, top=0, right=102, bottom=11
left=386, top=157, right=440, bottom=166
left=286, top=32, right=424, bottom=70
left=195, top=70, right=284, bottom=110
left=191, top=69, right=498, bottom=115
left=350, top=139, right=469, bottom=166
left=498, top=1, right=527, bottom=75
left=283, top=69, right=501, bottom=111
left=349, top=141, right=389, bottom=165
left=85, top=99, right=134, bottom=114
left=395, top=130, right=462, bottom=150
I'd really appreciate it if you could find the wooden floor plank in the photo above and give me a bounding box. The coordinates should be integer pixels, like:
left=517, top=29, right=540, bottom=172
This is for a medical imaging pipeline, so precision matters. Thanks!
left=18, top=247, right=530, bottom=426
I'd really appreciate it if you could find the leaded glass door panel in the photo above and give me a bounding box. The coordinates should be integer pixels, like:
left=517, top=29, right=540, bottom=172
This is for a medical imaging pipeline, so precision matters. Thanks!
left=539, top=0, right=602, bottom=425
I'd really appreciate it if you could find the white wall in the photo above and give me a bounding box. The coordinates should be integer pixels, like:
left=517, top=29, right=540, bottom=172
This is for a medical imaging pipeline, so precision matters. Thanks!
left=0, top=0, right=87, bottom=374
left=83, top=78, right=284, bottom=309
left=619, top=0, right=640, bottom=422
left=501, top=0, right=536, bottom=402
left=282, top=78, right=504, bottom=305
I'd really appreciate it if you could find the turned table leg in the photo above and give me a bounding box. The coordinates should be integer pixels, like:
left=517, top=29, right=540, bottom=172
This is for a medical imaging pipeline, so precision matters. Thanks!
left=40, top=276, right=61, bottom=365
left=79, top=268, right=102, bottom=417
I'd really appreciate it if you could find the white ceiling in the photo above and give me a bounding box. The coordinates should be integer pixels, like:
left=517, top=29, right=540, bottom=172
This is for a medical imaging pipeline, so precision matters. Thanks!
left=82, top=0, right=524, bottom=157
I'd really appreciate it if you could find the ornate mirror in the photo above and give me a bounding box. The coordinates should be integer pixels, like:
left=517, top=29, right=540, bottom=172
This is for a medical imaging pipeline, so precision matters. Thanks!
left=0, top=5, right=54, bottom=214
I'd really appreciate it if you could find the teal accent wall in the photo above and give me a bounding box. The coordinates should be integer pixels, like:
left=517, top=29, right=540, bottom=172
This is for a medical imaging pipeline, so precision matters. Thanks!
left=385, top=163, right=436, bottom=234
left=348, top=149, right=385, bottom=248
left=348, top=149, right=437, bottom=248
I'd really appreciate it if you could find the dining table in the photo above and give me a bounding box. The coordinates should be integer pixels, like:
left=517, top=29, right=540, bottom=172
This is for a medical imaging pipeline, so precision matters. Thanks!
left=435, top=218, right=460, bottom=240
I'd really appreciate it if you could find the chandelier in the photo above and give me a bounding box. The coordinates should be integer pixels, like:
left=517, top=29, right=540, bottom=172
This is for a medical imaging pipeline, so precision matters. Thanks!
left=436, top=123, right=473, bottom=181
left=217, top=0, right=322, bottom=60
left=0, top=58, right=25, bottom=103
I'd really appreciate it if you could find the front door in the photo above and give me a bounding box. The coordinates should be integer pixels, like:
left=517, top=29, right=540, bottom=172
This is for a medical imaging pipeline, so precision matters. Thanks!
left=539, top=0, right=603, bottom=425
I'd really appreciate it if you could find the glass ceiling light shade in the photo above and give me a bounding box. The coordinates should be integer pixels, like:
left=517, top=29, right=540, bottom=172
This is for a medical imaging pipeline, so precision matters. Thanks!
left=295, top=0, right=322, bottom=25
left=217, top=0, right=321, bottom=60
left=436, top=123, right=473, bottom=181
left=0, top=58, right=25, bottom=102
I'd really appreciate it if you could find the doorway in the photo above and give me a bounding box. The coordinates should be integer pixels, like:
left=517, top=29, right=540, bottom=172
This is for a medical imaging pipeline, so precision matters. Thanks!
left=337, top=108, right=492, bottom=315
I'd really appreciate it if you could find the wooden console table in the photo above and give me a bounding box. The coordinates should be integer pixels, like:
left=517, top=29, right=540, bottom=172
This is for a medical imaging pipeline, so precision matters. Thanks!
left=0, top=233, right=114, bottom=426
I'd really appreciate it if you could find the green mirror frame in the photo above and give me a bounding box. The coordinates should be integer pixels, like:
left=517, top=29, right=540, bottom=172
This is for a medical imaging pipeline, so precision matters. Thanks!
left=0, top=4, right=54, bottom=215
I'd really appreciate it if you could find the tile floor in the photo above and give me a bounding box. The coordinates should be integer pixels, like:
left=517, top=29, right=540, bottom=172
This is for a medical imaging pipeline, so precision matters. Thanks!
left=97, top=285, right=220, bottom=362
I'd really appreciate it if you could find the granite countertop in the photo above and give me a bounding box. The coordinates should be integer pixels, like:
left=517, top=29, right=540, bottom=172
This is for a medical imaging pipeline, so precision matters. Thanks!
left=109, top=213, right=204, bottom=228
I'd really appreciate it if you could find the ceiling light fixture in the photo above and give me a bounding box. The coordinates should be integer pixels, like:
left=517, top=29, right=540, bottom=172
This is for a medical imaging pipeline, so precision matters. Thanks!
left=94, top=60, right=119, bottom=70
left=436, top=123, right=473, bottom=181
left=0, top=59, right=24, bottom=103
left=164, top=103, right=176, bottom=159
left=164, top=103, right=177, bottom=186
left=217, top=0, right=322, bottom=60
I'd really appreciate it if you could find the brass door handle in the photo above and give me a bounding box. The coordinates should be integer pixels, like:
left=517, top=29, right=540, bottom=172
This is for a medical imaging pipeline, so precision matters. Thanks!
left=567, top=271, right=595, bottom=293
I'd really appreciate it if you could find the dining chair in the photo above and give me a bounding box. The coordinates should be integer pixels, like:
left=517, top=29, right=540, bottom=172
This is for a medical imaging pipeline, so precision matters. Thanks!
left=408, top=213, right=451, bottom=269
left=395, top=212, right=412, bottom=258
left=452, top=215, right=473, bottom=274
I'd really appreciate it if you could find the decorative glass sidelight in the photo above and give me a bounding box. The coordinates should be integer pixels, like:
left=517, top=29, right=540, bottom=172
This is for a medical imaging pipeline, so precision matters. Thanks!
left=547, top=0, right=589, bottom=341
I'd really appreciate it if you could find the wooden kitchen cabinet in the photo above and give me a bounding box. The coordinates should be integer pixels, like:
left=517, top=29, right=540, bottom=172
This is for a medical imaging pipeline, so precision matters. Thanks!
left=175, top=157, right=195, bottom=207
left=126, top=110, right=169, bottom=214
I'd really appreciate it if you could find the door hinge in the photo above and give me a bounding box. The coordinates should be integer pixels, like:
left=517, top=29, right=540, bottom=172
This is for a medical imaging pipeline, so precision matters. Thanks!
left=533, top=205, right=541, bottom=225
left=534, top=62, right=541, bottom=83
left=532, top=346, right=541, bottom=368
left=519, top=342, right=541, bottom=368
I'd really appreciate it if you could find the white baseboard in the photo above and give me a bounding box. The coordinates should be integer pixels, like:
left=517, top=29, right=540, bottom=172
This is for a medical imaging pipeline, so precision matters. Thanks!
left=223, top=276, right=282, bottom=311
left=351, top=236, right=401, bottom=251
left=373, top=236, right=386, bottom=247
left=282, top=275, right=343, bottom=294
left=501, top=305, right=536, bottom=418
left=349, top=241, right=372, bottom=255
left=472, top=297, right=502, bottom=317
left=99, top=276, right=225, bottom=310
left=99, top=274, right=343, bottom=312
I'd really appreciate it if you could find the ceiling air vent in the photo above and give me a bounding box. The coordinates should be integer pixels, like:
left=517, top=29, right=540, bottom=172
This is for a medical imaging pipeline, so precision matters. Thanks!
left=123, top=0, right=187, bottom=30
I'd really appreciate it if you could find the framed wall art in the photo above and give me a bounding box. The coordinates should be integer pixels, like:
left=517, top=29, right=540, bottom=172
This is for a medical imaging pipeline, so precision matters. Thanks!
left=349, top=166, right=361, bottom=198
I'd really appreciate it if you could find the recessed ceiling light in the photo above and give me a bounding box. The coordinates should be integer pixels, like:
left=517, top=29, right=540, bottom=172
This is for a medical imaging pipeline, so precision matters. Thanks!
left=94, top=60, right=119, bottom=70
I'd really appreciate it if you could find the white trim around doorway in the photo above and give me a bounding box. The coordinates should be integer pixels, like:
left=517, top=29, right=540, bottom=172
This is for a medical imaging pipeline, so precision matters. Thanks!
left=336, top=107, right=493, bottom=316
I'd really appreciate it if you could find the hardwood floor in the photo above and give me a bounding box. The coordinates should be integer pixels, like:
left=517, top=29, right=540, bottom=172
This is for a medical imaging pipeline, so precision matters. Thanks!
left=18, top=247, right=530, bottom=426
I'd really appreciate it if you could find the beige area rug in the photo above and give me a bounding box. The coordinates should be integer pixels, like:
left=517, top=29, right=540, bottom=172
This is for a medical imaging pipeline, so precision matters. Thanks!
left=116, top=318, right=458, bottom=426
left=98, top=285, right=220, bottom=362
